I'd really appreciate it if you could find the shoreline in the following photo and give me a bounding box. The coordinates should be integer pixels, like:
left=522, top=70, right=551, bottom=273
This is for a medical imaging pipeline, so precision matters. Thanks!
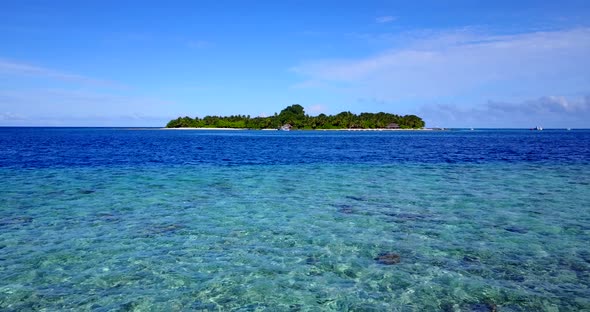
left=160, top=127, right=439, bottom=131
left=316, top=128, right=436, bottom=131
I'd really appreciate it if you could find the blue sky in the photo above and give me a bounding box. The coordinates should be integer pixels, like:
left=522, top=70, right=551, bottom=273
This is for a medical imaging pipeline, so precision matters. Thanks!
left=1, top=0, right=589, bottom=127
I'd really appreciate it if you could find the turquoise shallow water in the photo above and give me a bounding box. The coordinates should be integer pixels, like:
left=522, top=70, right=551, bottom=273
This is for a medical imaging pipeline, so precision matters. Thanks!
left=1, top=128, right=589, bottom=311
left=1, top=162, right=589, bottom=311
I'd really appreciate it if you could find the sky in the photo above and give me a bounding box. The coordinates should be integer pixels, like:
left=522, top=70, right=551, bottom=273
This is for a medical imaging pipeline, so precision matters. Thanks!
left=1, top=0, right=589, bottom=127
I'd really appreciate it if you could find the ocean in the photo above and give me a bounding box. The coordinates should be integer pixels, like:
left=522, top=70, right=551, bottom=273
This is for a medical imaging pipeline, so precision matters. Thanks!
left=1, top=128, right=589, bottom=311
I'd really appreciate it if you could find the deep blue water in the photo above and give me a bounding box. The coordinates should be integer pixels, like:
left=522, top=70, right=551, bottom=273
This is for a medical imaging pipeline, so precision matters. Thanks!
left=1, top=128, right=588, bottom=169
left=1, top=128, right=589, bottom=311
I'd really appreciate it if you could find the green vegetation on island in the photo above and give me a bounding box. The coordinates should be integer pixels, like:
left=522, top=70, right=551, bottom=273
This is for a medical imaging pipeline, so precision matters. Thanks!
left=166, top=104, right=425, bottom=129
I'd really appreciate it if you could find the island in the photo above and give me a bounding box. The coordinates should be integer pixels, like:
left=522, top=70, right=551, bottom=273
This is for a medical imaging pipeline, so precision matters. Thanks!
left=166, top=104, right=425, bottom=130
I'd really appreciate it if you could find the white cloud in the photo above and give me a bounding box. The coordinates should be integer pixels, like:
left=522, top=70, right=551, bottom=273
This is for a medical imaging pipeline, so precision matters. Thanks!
left=291, top=28, right=590, bottom=103
left=375, top=16, right=396, bottom=24
left=419, top=95, right=590, bottom=128
left=487, top=95, right=590, bottom=114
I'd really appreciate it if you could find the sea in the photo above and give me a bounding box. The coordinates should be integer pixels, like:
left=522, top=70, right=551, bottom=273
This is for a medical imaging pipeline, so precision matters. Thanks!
left=0, top=128, right=589, bottom=311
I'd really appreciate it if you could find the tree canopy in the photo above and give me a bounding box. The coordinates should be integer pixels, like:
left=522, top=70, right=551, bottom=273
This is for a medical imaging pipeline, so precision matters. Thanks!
left=166, top=105, right=425, bottom=129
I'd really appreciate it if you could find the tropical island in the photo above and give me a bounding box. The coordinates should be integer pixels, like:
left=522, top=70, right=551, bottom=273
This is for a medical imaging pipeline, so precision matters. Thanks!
left=166, top=104, right=425, bottom=130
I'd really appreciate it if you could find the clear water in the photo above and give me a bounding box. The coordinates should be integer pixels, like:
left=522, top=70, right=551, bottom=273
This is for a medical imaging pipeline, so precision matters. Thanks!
left=1, top=128, right=589, bottom=311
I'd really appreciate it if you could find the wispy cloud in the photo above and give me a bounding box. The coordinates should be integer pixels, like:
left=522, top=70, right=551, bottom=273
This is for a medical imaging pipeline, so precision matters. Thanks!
left=290, top=80, right=331, bottom=89
left=0, top=113, right=170, bottom=127
left=0, top=112, right=25, bottom=121
left=0, top=88, right=176, bottom=126
left=375, top=16, right=396, bottom=24
left=0, top=59, right=125, bottom=88
left=0, top=57, right=182, bottom=126
left=291, top=27, right=590, bottom=103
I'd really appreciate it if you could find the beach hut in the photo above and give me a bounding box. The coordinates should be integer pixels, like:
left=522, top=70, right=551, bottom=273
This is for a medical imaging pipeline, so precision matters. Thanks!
left=386, top=123, right=400, bottom=129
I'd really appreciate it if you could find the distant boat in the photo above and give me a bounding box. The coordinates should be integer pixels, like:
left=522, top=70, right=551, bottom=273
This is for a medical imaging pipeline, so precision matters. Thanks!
left=470, top=128, right=474, bottom=131
left=279, top=123, right=292, bottom=131
left=532, top=126, right=543, bottom=131
left=567, top=128, right=572, bottom=131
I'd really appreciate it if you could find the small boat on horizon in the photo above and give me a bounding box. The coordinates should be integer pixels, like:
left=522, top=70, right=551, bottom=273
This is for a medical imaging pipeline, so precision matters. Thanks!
left=531, top=126, right=543, bottom=131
